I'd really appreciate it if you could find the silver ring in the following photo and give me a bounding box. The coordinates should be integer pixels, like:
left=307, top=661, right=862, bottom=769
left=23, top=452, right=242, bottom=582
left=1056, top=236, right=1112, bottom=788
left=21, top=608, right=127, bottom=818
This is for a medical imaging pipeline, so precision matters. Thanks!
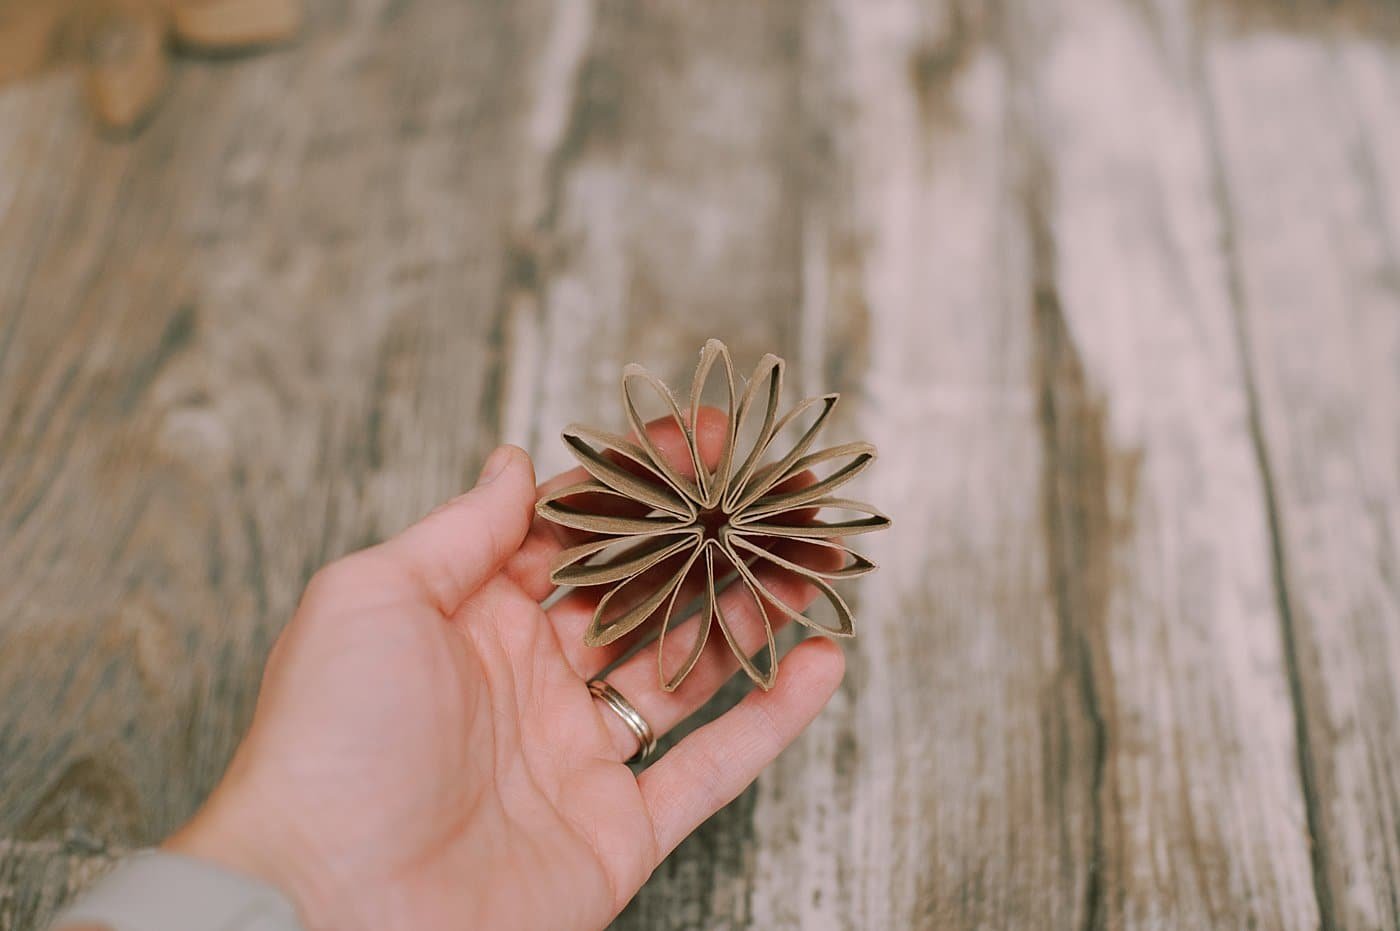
left=588, top=679, right=656, bottom=764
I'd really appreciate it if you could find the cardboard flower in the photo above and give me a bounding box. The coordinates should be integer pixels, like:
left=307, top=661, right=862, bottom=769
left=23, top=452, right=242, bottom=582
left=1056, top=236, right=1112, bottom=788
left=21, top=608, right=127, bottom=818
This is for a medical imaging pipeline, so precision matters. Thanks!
left=536, top=340, right=890, bottom=691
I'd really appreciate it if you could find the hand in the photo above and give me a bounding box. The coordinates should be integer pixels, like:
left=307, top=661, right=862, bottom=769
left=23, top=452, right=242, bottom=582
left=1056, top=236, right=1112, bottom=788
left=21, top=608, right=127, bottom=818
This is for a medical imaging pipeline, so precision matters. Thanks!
left=159, top=411, right=845, bottom=930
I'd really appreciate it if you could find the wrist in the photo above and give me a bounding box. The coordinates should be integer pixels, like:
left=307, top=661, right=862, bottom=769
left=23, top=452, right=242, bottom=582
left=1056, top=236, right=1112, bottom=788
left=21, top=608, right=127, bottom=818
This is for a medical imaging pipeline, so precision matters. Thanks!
left=162, top=776, right=333, bottom=929
left=52, top=850, right=306, bottom=931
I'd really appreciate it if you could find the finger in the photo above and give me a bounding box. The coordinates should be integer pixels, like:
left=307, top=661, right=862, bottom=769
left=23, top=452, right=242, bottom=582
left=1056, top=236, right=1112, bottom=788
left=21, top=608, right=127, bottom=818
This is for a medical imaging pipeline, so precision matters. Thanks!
left=637, top=638, right=845, bottom=859
left=506, top=407, right=730, bottom=603
left=376, top=445, right=536, bottom=616
left=586, top=539, right=840, bottom=759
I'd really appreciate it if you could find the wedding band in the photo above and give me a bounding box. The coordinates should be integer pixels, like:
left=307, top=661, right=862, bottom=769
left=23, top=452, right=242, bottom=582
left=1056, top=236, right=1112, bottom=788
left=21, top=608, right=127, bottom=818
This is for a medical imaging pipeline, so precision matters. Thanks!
left=588, top=678, right=656, bottom=764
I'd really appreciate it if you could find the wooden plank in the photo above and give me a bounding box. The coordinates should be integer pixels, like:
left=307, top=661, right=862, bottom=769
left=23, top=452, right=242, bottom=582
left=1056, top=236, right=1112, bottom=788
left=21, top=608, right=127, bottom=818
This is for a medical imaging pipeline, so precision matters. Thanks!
left=1001, top=1, right=1322, bottom=925
left=1, top=0, right=1396, bottom=928
left=502, top=1, right=811, bottom=473
left=1200, top=10, right=1400, bottom=926
left=746, top=2, right=1096, bottom=927
left=498, top=3, right=822, bottom=926
left=0, top=1, right=559, bottom=926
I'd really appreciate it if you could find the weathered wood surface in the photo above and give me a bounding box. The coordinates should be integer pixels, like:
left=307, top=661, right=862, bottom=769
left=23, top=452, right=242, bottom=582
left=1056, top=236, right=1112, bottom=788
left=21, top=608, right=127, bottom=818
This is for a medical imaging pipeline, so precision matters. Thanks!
left=1, top=1, right=1397, bottom=929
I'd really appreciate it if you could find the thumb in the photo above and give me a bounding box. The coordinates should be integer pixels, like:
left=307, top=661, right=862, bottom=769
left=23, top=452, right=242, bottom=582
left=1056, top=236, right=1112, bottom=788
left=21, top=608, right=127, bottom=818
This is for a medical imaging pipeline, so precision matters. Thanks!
left=380, top=445, right=537, bottom=615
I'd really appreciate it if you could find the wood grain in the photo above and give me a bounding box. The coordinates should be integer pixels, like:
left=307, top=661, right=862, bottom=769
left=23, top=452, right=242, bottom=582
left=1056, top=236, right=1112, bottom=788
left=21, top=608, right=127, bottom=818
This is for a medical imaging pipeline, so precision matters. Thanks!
left=1006, top=0, right=1319, bottom=924
left=1201, top=11, right=1400, bottom=926
left=747, top=3, right=1095, bottom=927
left=507, top=2, right=813, bottom=925
left=0, top=0, right=302, bottom=130
left=0, top=0, right=553, bottom=926
left=1, top=0, right=1398, bottom=929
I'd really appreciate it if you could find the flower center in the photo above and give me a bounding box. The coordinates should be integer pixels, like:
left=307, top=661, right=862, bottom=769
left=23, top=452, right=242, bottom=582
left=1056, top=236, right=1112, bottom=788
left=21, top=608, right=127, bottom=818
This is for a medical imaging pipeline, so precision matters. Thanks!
left=697, top=506, right=729, bottom=542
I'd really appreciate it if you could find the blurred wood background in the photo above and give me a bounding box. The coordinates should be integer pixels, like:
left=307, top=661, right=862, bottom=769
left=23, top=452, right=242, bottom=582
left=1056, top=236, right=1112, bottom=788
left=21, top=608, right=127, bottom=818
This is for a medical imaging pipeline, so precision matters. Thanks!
left=2, top=0, right=1399, bottom=928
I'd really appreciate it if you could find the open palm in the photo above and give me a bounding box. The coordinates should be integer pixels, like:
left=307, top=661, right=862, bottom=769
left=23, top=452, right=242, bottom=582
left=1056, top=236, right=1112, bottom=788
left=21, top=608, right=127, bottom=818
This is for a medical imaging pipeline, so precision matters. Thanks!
left=164, top=412, right=844, bottom=931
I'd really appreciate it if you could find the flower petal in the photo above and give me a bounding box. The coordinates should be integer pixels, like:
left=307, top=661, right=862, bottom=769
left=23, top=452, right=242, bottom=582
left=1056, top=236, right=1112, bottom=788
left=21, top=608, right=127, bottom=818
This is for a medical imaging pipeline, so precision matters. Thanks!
left=729, top=393, right=839, bottom=513
left=586, top=542, right=704, bottom=646
left=622, top=363, right=703, bottom=504
left=687, top=339, right=739, bottom=508
left=738, top=443, right=876, bottom=522
left=562, top=426, right=695, bottom=518
left=725, top=536, right=856, bottom=638
left=551, top=530, right=702, bottom=586
left=711, top=545, right=778, bottom=689
left=535, top=481, right=693, bottom=535
left=658, top=541, right=718, bottom=691
left=723, top=353, right=785, bottom=511
left=727, top=531, right=877, bottom=580
left=736, top=497, right=891, bottom=538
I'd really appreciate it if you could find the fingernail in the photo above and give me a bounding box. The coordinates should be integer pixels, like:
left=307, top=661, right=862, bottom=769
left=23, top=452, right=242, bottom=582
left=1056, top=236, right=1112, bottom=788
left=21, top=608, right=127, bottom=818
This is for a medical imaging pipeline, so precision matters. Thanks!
left=476, top=446, right=513, bottom=486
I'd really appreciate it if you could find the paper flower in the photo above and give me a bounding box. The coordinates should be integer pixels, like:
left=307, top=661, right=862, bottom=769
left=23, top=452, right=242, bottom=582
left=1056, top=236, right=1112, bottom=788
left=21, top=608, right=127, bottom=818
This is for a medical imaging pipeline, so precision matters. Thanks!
left=536, top=339, right=890, bottom=691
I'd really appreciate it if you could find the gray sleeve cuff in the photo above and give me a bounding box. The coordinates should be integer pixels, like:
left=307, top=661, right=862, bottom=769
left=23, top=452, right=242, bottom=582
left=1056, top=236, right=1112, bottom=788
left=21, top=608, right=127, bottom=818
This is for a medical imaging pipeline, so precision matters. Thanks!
left=50, top=849, right=304, bottom=931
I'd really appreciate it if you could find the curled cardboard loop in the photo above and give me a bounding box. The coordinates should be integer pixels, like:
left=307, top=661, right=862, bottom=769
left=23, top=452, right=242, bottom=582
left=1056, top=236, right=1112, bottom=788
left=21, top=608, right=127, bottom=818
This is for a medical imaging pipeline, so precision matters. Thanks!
left=723, top=353, right=785, bottom=512
left=535, top=340, right=890, bottom=690
left=621, top=363, right=702, bottom=504
left=536, top=481, right=691, bottom=535
left=586, top=544, right=701, bottom=646
left=742, top=446, right=877, bottom=521
left=748, top=441, right=876, bottom=501
left=687, top=340, right=740, bottom=508
left=561, top=427, right=694, bottom=517
left=732, top=547, right=855, bottom=638
left=658, top=543, right=719, bottom=691
left=552, top=531, right=701, bottom=587
left=725, top=532, right=877, bottom=581
left=713, top=556, right=779, bottom=690
left=738, top=499, right=891, bottom=537
left=730, top=393, right=840, bottom=513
